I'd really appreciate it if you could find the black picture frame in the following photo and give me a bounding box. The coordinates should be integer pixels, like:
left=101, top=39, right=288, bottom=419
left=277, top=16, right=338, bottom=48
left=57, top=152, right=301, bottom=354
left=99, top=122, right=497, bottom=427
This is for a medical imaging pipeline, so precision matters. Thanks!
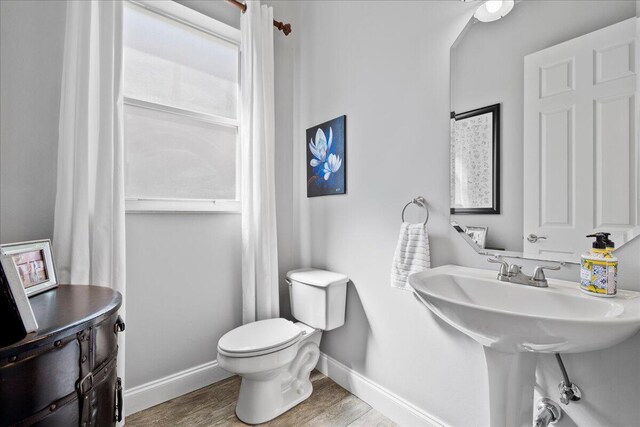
left=450, top=103, right=500, bottom=215
left=0, top=257, right=38, bottom=346
left=306, top=115, right=347, bottom=197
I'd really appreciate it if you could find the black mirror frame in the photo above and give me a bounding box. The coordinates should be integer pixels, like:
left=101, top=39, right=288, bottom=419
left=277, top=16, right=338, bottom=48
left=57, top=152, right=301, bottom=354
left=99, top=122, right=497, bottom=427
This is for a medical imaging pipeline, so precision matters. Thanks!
left=450, top=103, right=500, bottom=215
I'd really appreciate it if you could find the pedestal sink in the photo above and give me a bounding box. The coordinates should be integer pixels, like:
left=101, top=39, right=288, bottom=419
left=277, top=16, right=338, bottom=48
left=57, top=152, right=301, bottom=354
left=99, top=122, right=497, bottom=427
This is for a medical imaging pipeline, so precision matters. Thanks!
left=408, top=265, right=640, bottom=427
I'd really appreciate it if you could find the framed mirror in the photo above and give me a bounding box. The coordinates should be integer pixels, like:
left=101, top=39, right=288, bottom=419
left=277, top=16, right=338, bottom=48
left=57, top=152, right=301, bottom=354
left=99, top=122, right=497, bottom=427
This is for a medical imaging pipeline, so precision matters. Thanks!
left=450, top=103, right=500, bottom=214
left=450, top=0, right=639, bottom=263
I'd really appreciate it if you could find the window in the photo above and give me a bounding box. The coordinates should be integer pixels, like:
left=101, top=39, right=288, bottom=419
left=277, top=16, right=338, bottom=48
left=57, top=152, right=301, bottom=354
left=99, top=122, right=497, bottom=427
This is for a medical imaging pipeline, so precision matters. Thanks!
left=123, top=0, right=240, bottom=212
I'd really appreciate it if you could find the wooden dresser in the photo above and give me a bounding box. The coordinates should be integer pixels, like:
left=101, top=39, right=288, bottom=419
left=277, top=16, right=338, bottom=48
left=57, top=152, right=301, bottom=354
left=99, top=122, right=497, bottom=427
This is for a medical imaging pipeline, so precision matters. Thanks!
left=0, top=285, right=123, bottom=427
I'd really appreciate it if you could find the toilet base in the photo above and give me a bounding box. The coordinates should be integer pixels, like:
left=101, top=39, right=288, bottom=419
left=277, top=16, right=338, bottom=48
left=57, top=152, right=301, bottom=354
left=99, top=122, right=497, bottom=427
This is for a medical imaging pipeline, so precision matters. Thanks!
left=234, top=340, right=320, bottom=424
left=236, top=376, right=313, bottom=424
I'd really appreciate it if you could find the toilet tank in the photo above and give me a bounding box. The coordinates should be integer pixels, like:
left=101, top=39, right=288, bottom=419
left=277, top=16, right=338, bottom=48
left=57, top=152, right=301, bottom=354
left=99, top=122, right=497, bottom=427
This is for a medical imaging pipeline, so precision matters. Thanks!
left=287, top=268, right=348, bottom=331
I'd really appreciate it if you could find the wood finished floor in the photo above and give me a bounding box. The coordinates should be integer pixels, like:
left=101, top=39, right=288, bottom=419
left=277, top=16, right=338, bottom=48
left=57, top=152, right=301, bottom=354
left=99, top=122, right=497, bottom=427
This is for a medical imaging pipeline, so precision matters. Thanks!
left=126, top=370, right=396, bottom=427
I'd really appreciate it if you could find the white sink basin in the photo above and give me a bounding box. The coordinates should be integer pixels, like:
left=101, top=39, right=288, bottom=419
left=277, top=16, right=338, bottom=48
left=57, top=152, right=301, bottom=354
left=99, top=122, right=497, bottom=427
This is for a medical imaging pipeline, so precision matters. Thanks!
left=408, top=265, right=640, bottom=427
left=408, top=265, right=640, bottom=353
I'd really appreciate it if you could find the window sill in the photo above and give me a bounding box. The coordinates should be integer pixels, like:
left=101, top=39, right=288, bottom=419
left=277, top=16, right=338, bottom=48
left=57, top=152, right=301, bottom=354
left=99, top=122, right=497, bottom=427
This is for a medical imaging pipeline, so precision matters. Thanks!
left=125, top=199, right=240, bottom=214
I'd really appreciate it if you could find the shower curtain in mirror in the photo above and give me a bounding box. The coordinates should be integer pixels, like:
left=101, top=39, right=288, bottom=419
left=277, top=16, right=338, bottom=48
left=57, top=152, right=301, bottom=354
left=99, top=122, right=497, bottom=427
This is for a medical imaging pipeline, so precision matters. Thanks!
left=53, top=0, right=126, bottom=417
left=240, top=1, right=280, bottom=323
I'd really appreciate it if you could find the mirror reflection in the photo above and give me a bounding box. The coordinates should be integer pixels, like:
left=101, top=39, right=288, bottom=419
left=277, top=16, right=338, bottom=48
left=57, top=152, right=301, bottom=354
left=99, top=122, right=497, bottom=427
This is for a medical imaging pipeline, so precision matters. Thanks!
left=450, top=0, right=639, bottom=263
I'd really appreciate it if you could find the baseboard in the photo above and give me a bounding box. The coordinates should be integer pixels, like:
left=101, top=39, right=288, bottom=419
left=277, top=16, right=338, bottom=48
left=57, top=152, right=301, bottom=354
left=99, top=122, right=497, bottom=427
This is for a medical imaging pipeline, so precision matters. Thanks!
left=124, top=353, right=448, bottom=424
left=316, top=352, right=449, bottom=427
left=124, top=360, right=233, bottom=417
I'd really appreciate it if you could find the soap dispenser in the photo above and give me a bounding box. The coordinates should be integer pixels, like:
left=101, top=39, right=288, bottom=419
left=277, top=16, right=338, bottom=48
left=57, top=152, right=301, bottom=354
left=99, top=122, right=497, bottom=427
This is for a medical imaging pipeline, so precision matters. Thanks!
left=603, top=232, right=616, bottom=251
left=580, top=233, right=618, bottom=297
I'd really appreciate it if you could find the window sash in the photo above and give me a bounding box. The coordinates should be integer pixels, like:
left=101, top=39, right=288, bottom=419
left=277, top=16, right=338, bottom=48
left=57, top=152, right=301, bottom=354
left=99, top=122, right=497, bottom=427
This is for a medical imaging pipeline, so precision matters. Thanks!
left=125, top=198, right=240, bottom=213
left=124, top=97, right=241, bottom=213
left=124, top=97, right=239, bottom=129
left=128, top=0, right=240, bottom=46
left=123, top=0, right=241, bottom=213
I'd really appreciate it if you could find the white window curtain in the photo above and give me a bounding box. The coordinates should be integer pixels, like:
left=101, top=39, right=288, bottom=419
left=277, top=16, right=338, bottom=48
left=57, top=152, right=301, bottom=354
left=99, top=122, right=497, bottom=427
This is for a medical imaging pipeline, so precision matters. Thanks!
left=240, top=1, right=279, bottom=323
left=53, top=0, right=126, bottom=410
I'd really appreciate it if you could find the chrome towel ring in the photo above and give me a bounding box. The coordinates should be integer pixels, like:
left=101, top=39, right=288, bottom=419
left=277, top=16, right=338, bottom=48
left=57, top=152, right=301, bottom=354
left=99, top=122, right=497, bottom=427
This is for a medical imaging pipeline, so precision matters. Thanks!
left=401, top=196, right=429, bottom=225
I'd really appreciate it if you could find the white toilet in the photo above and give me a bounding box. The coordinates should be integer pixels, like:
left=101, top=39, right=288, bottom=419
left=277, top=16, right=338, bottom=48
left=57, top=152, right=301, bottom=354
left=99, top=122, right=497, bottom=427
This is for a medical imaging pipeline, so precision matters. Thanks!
left=217, top=268, right=348, bottom=424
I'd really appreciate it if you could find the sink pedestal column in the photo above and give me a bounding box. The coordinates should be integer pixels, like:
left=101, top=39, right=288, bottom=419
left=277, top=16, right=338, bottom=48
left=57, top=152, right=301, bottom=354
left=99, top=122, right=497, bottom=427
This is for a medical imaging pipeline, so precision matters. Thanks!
left=483, top=348, right=537, bottom=427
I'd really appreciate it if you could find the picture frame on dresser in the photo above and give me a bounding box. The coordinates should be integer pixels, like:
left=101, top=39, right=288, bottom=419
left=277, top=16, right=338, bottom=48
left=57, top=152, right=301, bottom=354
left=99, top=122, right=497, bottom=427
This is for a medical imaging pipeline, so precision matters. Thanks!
left=0, top=239, right=58, bottom=297
left=0, top=255, right=38, bottom=343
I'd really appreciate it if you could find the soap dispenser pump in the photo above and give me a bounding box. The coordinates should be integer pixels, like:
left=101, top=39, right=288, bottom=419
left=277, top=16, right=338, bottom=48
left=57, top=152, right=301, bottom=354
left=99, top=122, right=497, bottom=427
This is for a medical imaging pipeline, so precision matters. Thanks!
left=580, top=233, right=618, bottom=297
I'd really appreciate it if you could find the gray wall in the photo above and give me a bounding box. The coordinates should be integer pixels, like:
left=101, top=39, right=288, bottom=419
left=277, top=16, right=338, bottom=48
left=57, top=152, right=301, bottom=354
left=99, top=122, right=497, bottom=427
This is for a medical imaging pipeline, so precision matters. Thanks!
left=451, top=0, right=635, bottom=252
left=0, top=0, right=66, bottom=243
left=124, top=213, right=242, bottom=386
left=293, top=1, right=640, bottom=426
left=0, top=0, right=296, bottom=390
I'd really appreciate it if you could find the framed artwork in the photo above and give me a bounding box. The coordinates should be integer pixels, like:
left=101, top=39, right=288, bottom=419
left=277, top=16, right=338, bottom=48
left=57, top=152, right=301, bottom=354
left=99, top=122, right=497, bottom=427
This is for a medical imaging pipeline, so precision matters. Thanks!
left=306, top=115, right=346, bottom=197
left=450, top=103, right=500, bottom=214
left=0, top=239, right=58, bottom=297
left=465, top=225, right=488, bottom=249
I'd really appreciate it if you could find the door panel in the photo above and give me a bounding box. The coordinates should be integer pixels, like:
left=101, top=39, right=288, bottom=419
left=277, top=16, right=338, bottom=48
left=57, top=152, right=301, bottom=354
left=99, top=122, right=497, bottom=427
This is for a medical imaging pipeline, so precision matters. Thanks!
left=524, top=17, right=637, bottom=258
left=595, top=94, right=634, bottom=228
left=540, top=107, right=573, bottom=227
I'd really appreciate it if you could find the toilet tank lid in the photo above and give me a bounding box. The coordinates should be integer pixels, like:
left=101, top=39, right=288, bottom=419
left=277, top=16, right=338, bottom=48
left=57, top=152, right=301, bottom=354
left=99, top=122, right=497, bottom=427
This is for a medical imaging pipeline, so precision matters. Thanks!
left=286, top=268, right=349, bottom=287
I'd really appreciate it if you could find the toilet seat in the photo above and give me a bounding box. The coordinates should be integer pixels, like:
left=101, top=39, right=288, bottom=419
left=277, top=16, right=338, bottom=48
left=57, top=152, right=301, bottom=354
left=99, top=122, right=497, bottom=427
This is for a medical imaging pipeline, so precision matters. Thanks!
left=218, top=318, right=302, bottom=358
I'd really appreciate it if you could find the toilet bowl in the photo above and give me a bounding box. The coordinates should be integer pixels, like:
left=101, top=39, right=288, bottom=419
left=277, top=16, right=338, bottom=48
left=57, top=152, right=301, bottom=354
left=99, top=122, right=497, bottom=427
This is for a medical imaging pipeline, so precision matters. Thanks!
left=217, top=268, right=348, bottom=424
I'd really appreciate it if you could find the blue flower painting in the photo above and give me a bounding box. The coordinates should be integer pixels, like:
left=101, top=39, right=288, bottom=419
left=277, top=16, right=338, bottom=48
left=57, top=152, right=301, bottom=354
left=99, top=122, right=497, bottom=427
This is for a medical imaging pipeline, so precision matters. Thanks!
left=306, top=115, right=346, bottom=197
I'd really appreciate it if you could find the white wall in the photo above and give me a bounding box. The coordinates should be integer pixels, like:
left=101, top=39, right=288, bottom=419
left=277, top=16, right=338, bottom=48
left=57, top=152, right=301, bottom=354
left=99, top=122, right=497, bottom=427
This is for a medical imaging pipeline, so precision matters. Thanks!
left=451, top=1, right=635, bottom=252
left=293, top=1, right=640, bottom=426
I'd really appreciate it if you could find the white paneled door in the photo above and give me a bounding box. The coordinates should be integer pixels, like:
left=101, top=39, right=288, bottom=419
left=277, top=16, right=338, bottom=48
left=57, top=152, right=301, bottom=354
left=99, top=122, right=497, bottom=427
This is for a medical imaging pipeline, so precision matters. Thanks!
left=523, top=18, right=638, bottom=259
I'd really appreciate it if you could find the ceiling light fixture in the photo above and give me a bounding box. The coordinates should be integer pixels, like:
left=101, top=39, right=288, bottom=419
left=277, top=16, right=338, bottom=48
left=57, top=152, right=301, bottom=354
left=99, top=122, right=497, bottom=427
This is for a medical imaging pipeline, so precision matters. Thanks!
left=474, top=0, right=515, bottom=23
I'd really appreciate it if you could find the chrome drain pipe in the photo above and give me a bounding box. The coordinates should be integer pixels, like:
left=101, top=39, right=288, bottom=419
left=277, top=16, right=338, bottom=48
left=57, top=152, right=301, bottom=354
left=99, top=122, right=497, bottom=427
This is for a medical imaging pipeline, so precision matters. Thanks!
left=533, top=398, right=562, bottom=427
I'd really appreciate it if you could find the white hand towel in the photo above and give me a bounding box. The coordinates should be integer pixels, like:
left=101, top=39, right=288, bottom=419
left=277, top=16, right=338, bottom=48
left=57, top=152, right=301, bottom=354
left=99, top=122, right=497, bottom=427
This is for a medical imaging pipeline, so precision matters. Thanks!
left=391, top=222, right=431, bottom=290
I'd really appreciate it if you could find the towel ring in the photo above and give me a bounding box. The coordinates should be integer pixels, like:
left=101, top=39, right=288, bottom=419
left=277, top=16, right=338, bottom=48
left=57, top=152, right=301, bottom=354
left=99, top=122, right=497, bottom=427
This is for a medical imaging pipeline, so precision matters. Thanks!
left=401, top=196, right=429, bottom=226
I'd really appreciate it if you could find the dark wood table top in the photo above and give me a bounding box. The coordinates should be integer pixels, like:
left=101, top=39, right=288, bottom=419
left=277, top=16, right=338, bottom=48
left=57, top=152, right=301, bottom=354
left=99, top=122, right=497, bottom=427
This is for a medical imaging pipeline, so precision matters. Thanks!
left=0, top=285, right=122, bottom=357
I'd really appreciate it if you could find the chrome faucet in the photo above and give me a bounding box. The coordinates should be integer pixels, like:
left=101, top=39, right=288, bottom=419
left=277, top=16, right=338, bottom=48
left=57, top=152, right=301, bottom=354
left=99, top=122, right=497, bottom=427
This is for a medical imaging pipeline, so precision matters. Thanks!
left=487, top=257, right=560, bottom=287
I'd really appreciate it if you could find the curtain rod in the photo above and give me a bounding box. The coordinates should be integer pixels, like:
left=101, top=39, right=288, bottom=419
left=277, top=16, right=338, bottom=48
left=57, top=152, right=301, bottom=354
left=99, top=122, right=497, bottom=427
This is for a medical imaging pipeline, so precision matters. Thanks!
left=224, top=0, right=292, bottom=35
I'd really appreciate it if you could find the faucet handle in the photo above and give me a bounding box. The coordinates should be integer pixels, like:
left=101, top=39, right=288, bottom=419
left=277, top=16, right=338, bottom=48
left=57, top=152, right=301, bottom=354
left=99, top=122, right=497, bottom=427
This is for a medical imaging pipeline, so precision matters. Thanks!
left=508, top=264, right=522, bottom=275
left=532, top=265, right=561, bottom=283
left=487, top=257, right=510, bottom=276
